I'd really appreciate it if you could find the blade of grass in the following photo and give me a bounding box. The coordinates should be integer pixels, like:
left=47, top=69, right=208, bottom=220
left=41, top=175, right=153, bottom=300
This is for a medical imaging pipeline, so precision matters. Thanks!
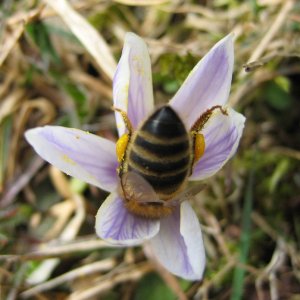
left=113, top=0, right=170, bottom=5
left=26, top=20, right=60, bottom=65
left=230, top=169, right=254, bottom=300
left=0, top=116, right=12, bottom=191
left=43, top=0, right=116, bottom=80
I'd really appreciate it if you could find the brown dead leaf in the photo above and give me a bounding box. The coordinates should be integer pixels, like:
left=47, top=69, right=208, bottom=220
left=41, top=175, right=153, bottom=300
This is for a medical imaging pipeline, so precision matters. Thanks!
left=0, top=24, right=24, bottom=67
left=43, top=0, right=117, bottom=80
left=0, top=6, right=43, bottom=66
left=7, top=98, right=56, bottom=179
left=0, top=89, right=26, bottom=124
left=112, top=0, right=170, bottom=5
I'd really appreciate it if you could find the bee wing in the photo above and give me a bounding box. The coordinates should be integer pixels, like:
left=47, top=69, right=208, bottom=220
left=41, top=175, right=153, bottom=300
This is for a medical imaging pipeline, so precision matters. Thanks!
left=121, top=171, right=165, bottom=205
left=184, top=183, right=207, bottom=197
left=167, top=183, right=208, bottom=207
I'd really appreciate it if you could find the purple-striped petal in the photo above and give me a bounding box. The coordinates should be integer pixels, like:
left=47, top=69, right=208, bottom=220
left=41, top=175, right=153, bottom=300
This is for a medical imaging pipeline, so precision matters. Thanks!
left=113, top=32, right=154, bottom=137
left=149, top=202, right=205, bottom=280
left=190, top=108, right=245, bottom=181
left=25, top=126, right=119, bottom=192
left=169, top=34, right=234, bottom=129
left=95, top=192, right=160, bottom=246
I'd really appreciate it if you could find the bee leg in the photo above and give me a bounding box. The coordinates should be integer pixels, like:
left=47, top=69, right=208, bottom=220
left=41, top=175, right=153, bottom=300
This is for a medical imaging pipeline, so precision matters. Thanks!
left=191, top=105, right=228, bottom=133
left=190, top=106, right=228, bottom=165
left=112, top=107, right=133, bottom=134
left=191, top=131, right=205, bottom=163
left=112, top=107, right=133, bottom=169
left=116, top=133, right=130, bottom=163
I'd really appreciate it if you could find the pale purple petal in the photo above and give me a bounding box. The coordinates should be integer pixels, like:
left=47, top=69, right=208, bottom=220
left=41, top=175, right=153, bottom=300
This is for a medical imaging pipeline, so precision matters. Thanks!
left=25, top=126, right=118, bottom=192
left=95, top=192, right=160, bottom=246
left=149, top=202, right=205, bottom=280
left=113, top=32, right=154, bottom=136
left=190, top=108, right=245, bottom=181
left=169, top=34, right=234, bottom=129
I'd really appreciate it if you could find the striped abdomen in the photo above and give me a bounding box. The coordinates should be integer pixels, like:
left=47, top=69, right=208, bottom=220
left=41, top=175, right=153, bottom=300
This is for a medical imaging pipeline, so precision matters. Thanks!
left=125, top=105, right=192, bottom=200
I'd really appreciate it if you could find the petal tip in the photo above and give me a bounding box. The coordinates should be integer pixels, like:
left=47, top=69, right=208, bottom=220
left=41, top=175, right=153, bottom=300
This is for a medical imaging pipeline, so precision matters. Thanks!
left=125, top=32, right=146, bottom=46
left=228, top=107, right=246, bottom=130
left=216, top=33, right=234, bottom=61
left=125, top=31, right=138, bottom=39
left=25, top=126, right=44, bottom=144
left=222, top=32, right=234, bottom=45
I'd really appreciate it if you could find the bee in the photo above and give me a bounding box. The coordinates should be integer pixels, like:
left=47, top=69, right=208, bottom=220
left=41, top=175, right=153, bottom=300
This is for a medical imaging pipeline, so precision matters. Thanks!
left=114, top=105, right=227, bottom=219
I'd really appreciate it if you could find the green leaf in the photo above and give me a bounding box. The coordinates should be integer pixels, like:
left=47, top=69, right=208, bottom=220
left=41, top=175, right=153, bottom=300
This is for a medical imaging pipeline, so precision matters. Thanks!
left=63, top=81, right=88, bottom=121
left=231, top=170, right=254, bottom=300
left=275, top=76, right=290, bottom=92
left=26, top=21, right=60, bottom=65
left=50, top=71, right=88, bottom=124
left=0, top=116, right=12, bottom=189
left=268, top=158, right=290, bottom=193
left=0, top=204, right=33, bottom=230
left=155, top=52, right=198, bottom=94
left=134, top=273, right=181, bottom=300
left=163, top=80, right=180, bottom=94
left=70, top=178, right=87, bottom=194
left=265, top=78, right=292, bottom=111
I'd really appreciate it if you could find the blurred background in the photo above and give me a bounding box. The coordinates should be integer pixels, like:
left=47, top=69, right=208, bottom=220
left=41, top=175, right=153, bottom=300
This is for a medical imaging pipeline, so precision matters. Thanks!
left=0, top=0, right=299, bottom=299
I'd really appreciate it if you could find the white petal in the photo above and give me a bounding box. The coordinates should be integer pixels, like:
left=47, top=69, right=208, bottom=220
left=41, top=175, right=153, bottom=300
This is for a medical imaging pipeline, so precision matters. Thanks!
left=190, top=108, right=245, bottom=181
left=25, top=126, right=118, bottom=192
left=95, top=192, right=160, bottom=246
left=170, top=34, right=234, bottom=128
left=179, top=202, right=206, bottom=279
left=149, top=202, right=205, bottom=280
left=113, top=32, right=154, bottom=136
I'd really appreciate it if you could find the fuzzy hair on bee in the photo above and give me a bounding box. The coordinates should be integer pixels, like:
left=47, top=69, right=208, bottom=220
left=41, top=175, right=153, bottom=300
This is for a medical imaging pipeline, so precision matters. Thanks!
left=118, top=171, right=207, bottom=219
left=114, top=104, right=226, bottom=219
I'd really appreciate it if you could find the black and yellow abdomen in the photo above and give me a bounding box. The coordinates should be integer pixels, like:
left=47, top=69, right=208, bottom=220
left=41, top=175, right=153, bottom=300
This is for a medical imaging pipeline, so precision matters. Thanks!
left=115, top=103, right=226, bottom=218
left=122, top=105, right=192, bottom=200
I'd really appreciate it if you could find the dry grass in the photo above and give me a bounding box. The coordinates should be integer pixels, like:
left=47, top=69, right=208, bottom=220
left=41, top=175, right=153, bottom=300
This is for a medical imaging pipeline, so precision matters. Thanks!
left=0, top=0, right=300, bottom=299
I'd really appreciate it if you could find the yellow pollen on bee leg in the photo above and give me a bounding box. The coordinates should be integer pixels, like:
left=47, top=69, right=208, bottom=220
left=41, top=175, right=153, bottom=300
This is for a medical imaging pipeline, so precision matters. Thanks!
left=116, top=133, right=129, bottom=162
left=194, top=133, right=205, bottom=162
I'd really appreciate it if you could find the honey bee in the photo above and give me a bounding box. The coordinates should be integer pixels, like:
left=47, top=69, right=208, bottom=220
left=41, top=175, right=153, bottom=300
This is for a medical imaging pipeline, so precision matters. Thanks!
left=114, top=105, right=227, bottom=218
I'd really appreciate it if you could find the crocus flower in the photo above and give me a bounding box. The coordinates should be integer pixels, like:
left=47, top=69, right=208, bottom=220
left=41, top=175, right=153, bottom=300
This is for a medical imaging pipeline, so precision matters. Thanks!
left=25, top=32, right=245, bottom=280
